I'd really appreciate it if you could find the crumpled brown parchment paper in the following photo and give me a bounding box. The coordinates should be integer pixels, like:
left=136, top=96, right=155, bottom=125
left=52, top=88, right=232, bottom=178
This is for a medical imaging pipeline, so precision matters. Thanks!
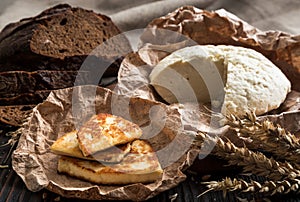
left=12, top=85, right=200, bottom=201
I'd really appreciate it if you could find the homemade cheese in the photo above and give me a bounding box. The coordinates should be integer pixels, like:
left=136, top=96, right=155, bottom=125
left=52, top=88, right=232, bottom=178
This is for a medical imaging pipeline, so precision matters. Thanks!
left=50, top=131, right=131, bottom=163
left=57, top=140, right=163, bottom=185
left=150, top=45, right=291, bottom=116
left=77, top=113, right=142, bottom=156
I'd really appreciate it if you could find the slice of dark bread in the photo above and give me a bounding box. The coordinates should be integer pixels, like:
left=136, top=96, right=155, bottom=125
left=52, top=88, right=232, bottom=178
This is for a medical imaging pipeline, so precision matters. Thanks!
left=0, top=70, right=106, bottom=97
left=0, top=77, right=117, bottom=105
left=0, top=80, right=118, bottom=106
left=0, top=4, right=132, bottom=76
left=0, top=90, right=53, bottom=105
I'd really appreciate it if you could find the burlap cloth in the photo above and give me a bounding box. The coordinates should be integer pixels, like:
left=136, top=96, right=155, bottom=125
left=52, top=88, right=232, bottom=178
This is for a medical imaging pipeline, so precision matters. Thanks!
left=1, top=0, right=300, bottom=34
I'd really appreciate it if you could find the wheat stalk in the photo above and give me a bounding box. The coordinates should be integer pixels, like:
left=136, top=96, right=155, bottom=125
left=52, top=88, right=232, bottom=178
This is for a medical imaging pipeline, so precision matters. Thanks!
left=201, top=177, right=300, bottom=198
left=195, top=112, right=300, bottom=197
left=226, top=112, right=300, bottom=164
left=195, top=132, right=300, bottom=181
left=0, top=129, right=21, bottom=167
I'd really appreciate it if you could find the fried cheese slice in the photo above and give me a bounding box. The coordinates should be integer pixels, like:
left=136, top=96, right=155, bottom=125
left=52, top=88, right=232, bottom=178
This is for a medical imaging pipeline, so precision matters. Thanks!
left=57, top=140, right=163, bottom=185
left=50, top=130, right=131, bottom=163
left=77, top=113, right=142, bottom=156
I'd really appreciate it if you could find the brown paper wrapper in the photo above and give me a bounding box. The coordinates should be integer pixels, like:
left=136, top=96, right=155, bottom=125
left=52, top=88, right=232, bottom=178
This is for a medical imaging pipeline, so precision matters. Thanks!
left=12, top=85, right=200, bottom=200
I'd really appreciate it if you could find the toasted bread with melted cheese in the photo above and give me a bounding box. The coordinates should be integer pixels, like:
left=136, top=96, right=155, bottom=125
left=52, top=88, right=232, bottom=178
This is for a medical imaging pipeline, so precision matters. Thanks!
left=57, top=140, right=163, bottom=185
left=77, top=113, right=142, bottom=156
left=50, top=131, right=131, bottom=163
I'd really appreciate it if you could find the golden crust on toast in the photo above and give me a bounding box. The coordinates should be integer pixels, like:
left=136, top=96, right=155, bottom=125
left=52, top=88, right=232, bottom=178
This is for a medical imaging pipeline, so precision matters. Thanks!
left=50, top=131, right=131, bottom=163
left=57, top=140, right=163, bottom=185
left=77, top=113, right=142, bottom=156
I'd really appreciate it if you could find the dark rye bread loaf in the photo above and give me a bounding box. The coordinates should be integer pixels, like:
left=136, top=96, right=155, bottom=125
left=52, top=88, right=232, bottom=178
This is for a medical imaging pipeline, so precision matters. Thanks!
left=0, top=4, right=130, bottom=106
left=0, top=4, right=132, bottom=76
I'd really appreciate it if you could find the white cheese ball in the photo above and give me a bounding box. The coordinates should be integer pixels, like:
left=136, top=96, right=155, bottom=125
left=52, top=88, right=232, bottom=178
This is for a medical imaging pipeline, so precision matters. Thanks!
left=149, top=45, right=291, bottom=117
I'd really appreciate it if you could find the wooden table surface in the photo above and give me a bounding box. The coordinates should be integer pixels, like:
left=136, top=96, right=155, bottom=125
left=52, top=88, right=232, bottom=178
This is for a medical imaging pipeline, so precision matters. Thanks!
left=1, top=122, right=300, bottom=202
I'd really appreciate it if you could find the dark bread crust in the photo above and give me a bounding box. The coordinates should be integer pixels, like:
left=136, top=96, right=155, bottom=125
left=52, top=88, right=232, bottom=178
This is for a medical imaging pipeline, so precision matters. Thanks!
left=0, top=4, right=131, bottom=76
